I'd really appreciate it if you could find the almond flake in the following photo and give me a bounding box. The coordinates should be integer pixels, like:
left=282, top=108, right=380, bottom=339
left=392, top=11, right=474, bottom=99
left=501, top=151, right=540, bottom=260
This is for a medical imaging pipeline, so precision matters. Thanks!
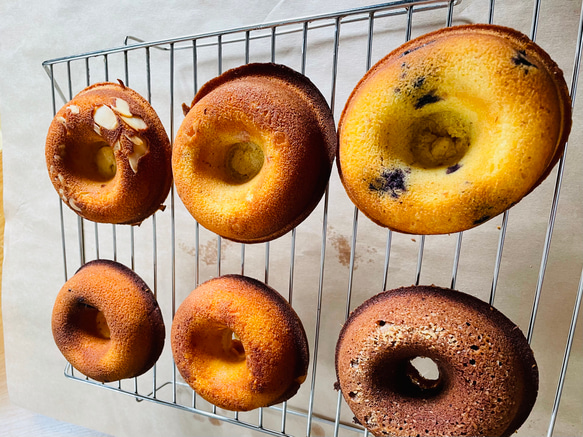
left=112, top=98, right=132, bottom=117
left=93, top=105, right=118, bottom=130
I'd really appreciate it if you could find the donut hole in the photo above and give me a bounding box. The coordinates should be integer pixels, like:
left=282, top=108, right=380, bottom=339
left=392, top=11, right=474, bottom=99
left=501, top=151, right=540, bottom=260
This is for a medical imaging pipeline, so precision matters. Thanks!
left=74, top=303, right=111, bottom=340
left=409, top=356, right=440, bottom=383
left=372, top=354, right=445, bottom=399
left=225, top=141, right=264, bottom=184
left=409, top=111, right=471, bottom=169
left=220, top=328, right=246, bottom=362
left=64, top=132, right=117, bottom=182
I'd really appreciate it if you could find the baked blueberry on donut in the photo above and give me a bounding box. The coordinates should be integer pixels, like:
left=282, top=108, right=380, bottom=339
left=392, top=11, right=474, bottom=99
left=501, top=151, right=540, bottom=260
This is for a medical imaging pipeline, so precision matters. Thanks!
left=335, top=285, right=538, bottom=437
left=51, top=259, right=165, bottom=382
left=46, top=82, right=172, bottom=225
left=172, top=63, right=337, bottom=243
left=171, top=274, right=309, bottom=411
left=338, top=24, right=571, bottom=234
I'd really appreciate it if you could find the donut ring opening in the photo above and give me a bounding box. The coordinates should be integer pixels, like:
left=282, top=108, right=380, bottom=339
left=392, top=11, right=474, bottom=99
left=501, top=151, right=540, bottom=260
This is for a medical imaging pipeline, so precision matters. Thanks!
left=73, top=302, right=111, bottom=340
left=222, top=328, right=246, bottom=359
left=407, top=111, right=472, bottom=169
left=406, top=356, right=441, bottom=389
left=192, top=322, right=247, bottom=364
left=225, top=141, right=264, bottom=184
left=63, top=127, right=117, bottom=183
left=185, top=118, right=269, bottom=189
left=370, top=92, right=481, bottom=172
left=370, top=352, right=446, bottom=400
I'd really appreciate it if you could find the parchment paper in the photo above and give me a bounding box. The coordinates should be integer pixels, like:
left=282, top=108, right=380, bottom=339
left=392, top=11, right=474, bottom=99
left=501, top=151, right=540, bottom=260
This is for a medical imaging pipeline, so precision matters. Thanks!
left=1, top=1, right=582, bottom=436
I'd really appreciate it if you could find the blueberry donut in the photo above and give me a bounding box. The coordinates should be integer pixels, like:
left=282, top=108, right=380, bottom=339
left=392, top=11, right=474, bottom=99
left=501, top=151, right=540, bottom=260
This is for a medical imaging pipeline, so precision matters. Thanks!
left=338, top=24, right=571, bottom=234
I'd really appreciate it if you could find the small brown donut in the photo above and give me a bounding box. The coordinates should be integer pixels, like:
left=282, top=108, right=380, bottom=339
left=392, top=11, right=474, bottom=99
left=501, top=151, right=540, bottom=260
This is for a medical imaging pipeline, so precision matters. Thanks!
left=335, top=285, right=538, bottom=437
left=51, top=259, right=165, bottom=382
left=172, top=63, right=337, bottom=243
left=171, top=274, right=309, bottom=411
left=45, top=82, right=172, bottom=225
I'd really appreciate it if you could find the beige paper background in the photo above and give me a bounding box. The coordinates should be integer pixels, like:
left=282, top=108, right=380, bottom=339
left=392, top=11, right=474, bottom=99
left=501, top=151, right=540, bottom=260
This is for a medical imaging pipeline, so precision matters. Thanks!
left=1, top=0, right=582, bottom=436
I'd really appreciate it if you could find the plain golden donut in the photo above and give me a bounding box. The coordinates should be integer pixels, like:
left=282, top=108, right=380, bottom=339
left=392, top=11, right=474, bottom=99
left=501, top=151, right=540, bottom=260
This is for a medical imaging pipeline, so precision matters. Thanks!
left=51, top=259, right=165, bottom=382
left=338, top=24, right=571, bottom=235
left=172, top=63, right=337, bottom=243
left=335, top=285, right=538, bottom=437
left=171, top=274, right=309, bottom=411
left=45, top=82, right=172, bottom=225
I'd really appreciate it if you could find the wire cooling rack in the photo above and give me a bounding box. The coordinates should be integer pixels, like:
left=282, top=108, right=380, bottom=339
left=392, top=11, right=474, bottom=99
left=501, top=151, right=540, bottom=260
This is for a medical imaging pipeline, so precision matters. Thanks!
left=43, top=1, right=583, bottom=436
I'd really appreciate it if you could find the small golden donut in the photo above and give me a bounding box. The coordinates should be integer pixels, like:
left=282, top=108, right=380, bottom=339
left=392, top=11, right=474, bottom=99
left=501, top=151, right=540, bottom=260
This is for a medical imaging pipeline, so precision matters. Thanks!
left=45, top=82, right=172, bottom=225
left=338, top=24, right=571, bottom=234
left=51, top=259, right=165, bottom=382
left=172, top=63, right=337, bottom=243
left=335, top=285, right=538, bottom=437
left=171, top=274, right=309, bottom=411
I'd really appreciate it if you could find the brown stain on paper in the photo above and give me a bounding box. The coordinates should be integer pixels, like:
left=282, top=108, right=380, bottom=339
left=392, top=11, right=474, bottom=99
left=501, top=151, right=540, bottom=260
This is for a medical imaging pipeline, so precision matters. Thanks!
left=330, top=231, right=353, bottom=267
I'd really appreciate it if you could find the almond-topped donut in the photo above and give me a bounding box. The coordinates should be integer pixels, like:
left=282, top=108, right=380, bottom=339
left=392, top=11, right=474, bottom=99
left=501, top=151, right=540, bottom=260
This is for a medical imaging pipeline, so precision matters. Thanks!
left=172, top=63, right=337, bottom=243
left=171, top=274, right=309, bottom=411
left=338, top=24, right=571, bottom=234
left=335, top=285, right=538, bottom=437
left=45, top=82, right=172, bottom=225
left=51, top=259, right=166, bottom=382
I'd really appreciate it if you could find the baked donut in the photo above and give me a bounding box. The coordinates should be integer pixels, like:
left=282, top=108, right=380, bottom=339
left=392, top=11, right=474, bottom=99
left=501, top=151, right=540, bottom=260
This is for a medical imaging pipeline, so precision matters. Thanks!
left=335, top=285, right=538, bottom=437
left=51, top=259, right=165, bottom=382
left=46, top=82, right=172, bottom=225
left=338, top=24, right=571, bottom=235
left=172, top=63, right=337, bottom=243
left=171, top=274, right=309, bottom=411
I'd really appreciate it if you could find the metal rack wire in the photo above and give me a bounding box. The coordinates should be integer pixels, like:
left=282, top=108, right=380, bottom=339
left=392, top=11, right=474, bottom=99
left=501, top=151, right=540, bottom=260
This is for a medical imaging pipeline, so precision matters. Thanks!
left=42, top=1, right=583, bottom=436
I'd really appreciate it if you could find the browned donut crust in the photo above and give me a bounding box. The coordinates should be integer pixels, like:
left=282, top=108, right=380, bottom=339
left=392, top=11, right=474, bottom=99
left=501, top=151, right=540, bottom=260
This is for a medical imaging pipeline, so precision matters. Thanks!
left=338, top=24, right=572, bottom=235
left=51, top=259, right=165, bottom=382
left=46, top=82, right=172, bottom=225
left=172, top=63, right=337, bottom=243
left=335, top=285, right=538, bottom=437
left=171, top=274, right=309, bottom=411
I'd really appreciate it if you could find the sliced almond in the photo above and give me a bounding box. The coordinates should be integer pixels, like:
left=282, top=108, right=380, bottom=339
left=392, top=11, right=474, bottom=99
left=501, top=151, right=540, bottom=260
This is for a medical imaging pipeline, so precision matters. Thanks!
left=56, top=143, right=67, bottom=158
left=127, top=136, right=149, bottom=173
left=69, top=198, right=82, bottom=212
left=112, top=98, right=132, bottom=117
left=121, top=115, right=147, bottom=131
left=93, top=105, right=119, bottom=130
left=125, top=134, right=145, bottom=147
left=67, top=105, right=80, bottom=114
